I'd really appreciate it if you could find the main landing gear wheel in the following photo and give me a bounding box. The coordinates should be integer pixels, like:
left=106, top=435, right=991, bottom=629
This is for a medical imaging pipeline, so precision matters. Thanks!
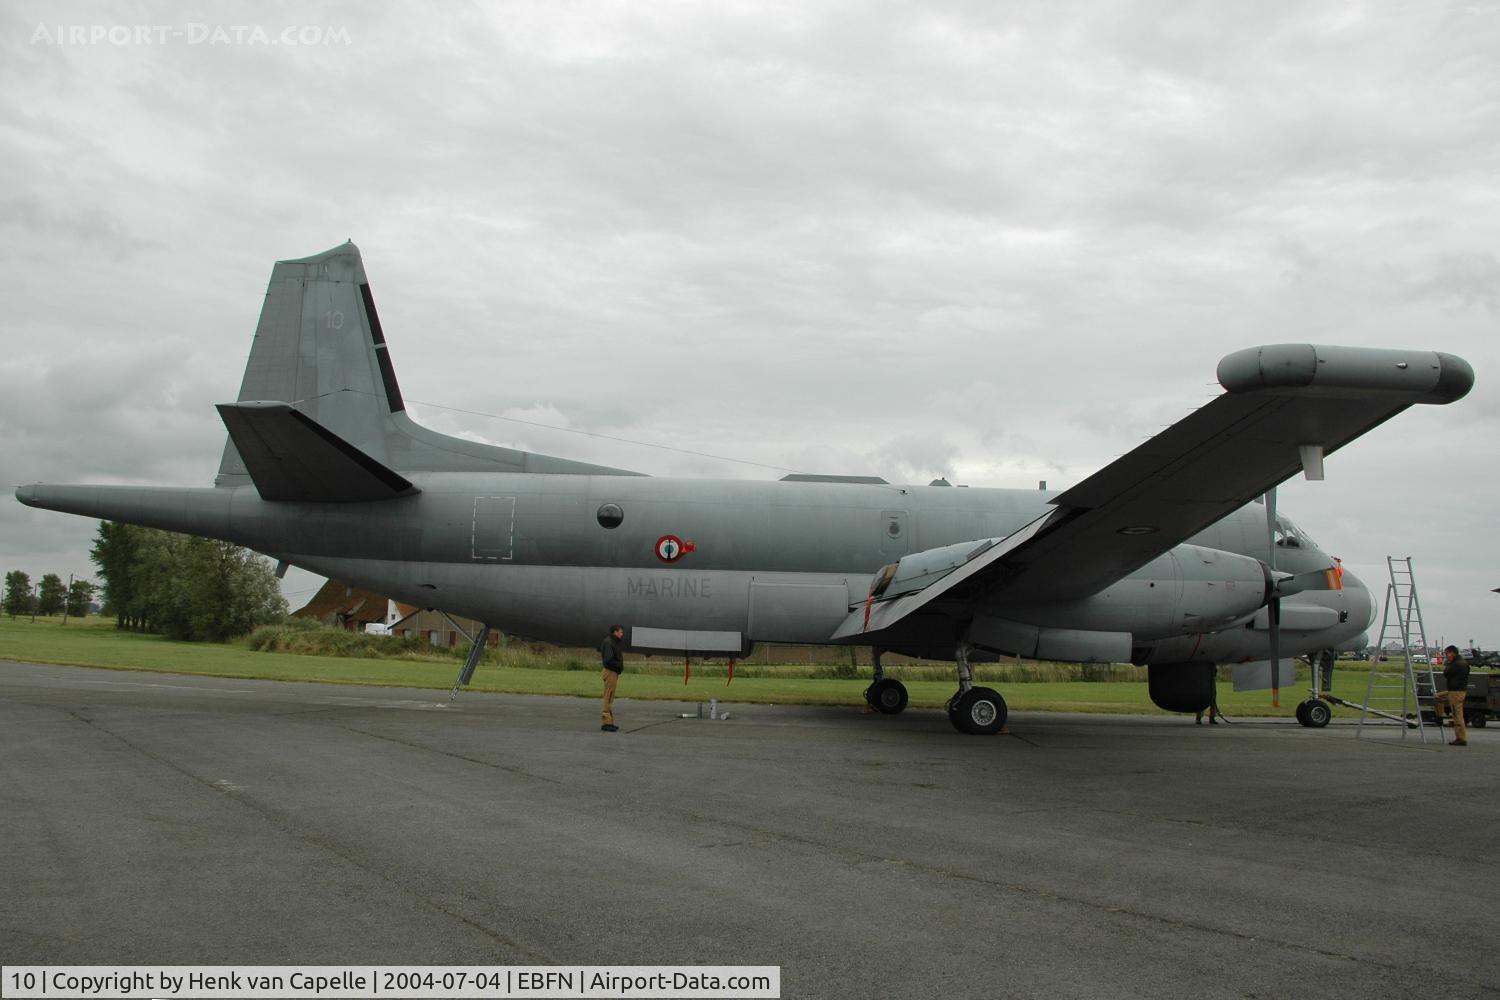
left=864, top=678, right=909, bottom=715
left=948, top=687, right=1007, bottom=735
left=1296, top=698, right=1331, bottom=728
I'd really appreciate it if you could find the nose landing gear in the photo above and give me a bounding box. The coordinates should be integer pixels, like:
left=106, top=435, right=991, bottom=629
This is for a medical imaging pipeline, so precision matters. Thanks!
left=1295, top=698, right=1331, bottom=728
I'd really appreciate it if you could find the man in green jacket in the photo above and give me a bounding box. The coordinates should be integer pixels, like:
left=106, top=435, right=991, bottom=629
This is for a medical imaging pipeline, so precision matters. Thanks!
left=1437, top=645, right=1470, bottom=746
left=600, top=624, right=625, bottom=732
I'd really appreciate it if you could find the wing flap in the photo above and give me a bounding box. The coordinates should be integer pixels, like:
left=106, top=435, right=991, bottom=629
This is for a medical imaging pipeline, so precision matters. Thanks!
left=216, top=401, right=420, bottom=502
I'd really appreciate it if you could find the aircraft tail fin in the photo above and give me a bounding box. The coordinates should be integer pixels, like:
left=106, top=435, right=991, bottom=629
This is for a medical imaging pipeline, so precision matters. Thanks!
left=215, top=242, right=639, bottom=488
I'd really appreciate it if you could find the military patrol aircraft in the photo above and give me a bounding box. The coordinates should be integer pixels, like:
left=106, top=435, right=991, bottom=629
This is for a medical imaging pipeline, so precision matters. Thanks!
left=16, top=243, right=1475, bottom=734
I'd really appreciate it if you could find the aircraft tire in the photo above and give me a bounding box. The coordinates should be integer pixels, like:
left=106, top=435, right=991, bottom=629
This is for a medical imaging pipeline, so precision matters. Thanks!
left=1468, top=712, right=1486, bottom=729
left=1295, top=701, right=1311, bottom=727
left=951, top=687, right=1007, bottom=735
left=866, top=678, right=909, bottom=715
left=1304, top=699, right=1331, bottom=728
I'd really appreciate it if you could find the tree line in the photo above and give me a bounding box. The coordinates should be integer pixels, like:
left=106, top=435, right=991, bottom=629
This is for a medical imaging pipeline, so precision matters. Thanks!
left=88, top=522, right=288, bottom=641
left=6, top=525, right=288, bottom=642
left=3, top=571, right=96, bottom=618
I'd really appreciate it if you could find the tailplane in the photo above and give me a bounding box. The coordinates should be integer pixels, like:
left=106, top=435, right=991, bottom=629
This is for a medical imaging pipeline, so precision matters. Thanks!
left=215, top=242, right=637, bottom=490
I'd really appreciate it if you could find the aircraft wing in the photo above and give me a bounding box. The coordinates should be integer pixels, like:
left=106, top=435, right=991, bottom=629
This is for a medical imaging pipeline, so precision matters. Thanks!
left=834, top=344, right=1472, bottom=639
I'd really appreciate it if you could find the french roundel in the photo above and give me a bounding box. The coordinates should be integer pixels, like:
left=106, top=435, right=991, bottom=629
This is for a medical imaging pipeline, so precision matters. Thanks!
left=655, top=535, right=686, bottom=563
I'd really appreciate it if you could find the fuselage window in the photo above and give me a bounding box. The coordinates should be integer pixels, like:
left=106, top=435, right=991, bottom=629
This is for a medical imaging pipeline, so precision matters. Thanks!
left=597, top=503, right=624, bottom=529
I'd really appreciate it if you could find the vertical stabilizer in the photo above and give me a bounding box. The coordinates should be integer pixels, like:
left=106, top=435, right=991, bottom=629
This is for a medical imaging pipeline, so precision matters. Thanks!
left=216, top=242, right=638, bottom=487
left=217, top=242, right=401, bottom=486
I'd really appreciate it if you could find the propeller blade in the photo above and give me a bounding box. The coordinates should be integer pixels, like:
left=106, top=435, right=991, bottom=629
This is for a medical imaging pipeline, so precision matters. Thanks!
left=1265, top=487, right=1277, bottom=573
left=1265, top=488, right=1280, bottom=708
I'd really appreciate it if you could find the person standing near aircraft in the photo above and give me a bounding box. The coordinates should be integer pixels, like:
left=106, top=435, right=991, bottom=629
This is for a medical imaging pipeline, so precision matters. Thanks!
left=1195, top=679, right=1221, bottom=725
left=1317, top=649, right=1336, bottom=694
left=1437, top=644, right=1470, bottom=746
left=600, top=624, right=625, bottom=732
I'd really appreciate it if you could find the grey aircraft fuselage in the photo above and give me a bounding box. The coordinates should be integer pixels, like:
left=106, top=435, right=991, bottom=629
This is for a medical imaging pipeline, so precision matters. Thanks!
left=17, top=472, right=1367, bottom=663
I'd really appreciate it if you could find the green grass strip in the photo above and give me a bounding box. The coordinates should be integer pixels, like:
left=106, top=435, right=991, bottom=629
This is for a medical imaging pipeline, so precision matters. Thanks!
left=0, top=615, right=1362, bottom=717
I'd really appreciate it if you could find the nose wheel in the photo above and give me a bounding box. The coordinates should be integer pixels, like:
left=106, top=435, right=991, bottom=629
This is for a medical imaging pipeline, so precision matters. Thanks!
left=1295, top=698, right=1331, bottom=728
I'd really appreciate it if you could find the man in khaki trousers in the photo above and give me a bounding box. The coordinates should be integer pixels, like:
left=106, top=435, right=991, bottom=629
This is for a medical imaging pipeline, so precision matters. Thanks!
left=600, top=624, right=625, bottom=732
left=1436, top=645, right=1470, bottom=746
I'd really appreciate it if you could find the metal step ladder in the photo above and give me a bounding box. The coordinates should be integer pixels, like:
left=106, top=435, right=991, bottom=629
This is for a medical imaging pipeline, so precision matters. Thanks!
left=1357, top=556, right=1440, bottom=742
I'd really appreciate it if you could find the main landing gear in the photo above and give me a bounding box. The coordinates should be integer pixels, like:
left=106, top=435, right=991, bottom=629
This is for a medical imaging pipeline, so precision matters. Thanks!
left=863, top=650, right=909, bottom=715
left=946, top=640, right=1007, bottom=736
left=861, top=643, right=1009, bottom=734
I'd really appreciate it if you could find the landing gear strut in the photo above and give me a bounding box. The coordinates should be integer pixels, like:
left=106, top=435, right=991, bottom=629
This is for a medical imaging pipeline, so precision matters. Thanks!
left=1295, top=649, right=1336, bottom=728
left=864, top=650, right=909, bottom=714
left=946, top=639, right=1007, bottom=735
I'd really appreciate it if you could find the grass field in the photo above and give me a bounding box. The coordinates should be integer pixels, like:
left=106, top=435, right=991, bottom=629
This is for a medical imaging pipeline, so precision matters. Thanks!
left=0, top=615, right=1363, bottom=717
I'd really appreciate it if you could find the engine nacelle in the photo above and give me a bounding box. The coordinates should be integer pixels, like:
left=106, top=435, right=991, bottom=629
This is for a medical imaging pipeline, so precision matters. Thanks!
left=1168, top=545, right=1273, bottom=635
left=986, top=543, right=1270, bottom=641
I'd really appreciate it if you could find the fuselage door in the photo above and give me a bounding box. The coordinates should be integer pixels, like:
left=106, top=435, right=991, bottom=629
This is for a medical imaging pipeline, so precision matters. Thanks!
left=472, top=496, right=516, bottom=561
left=880, top=509, right=909, bottom=555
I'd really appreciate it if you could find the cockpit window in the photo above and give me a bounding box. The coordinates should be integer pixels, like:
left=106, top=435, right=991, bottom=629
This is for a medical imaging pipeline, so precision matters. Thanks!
left=1274, top=516, right=1315, bottom=550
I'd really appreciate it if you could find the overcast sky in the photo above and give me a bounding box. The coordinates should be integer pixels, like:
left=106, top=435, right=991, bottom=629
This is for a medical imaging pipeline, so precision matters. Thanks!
left=2, top=1, right=1496, bottom=648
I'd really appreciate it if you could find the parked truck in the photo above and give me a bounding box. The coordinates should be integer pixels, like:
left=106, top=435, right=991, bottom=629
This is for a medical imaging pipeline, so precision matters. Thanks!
left=1416, top=668, right=1498, bottom=729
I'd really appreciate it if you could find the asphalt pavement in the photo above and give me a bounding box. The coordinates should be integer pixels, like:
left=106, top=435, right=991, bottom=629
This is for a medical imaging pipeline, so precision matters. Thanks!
left=1, top=660, right=1495, bottom=999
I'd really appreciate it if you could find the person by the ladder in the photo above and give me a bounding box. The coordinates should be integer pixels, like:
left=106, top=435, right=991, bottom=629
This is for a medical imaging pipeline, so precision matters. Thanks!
left=1436, top=645, right=1470, bottom=746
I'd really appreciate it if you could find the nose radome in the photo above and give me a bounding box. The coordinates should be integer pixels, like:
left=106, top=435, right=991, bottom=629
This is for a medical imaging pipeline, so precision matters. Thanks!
left=1342, top=569, right=1377, bottom=631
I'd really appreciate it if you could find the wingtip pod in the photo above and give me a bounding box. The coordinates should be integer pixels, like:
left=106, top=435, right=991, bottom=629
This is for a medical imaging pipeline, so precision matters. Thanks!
left=1217, top=345, right=1474, bottom=404
left=1432, top=352, right=1477, bottom=403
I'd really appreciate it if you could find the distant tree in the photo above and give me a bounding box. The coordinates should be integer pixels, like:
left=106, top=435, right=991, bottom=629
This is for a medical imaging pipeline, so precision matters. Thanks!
left=65, top=579, right=97, bottom=618
left=36, top=573, right=66, bottom=617
left=91, top=522, right=146, bottom=630
left=91, top=523, right=287, bottom=641
left=133, top=534, right=287, bottom=641
left=3, top=571, right=32, bottom=618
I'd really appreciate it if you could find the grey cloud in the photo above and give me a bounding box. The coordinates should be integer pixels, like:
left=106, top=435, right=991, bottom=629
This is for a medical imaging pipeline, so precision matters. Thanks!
left=1, top=0, right=1496, bottom=642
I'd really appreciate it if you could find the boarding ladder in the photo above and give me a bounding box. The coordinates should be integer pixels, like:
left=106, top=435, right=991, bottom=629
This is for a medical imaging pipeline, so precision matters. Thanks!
left=1357, top=557, right=1439, bottom=742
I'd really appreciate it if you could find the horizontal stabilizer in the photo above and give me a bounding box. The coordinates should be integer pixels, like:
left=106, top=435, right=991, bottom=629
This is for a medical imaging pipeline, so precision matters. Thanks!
left=216, top=401, right=420, bottom=502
